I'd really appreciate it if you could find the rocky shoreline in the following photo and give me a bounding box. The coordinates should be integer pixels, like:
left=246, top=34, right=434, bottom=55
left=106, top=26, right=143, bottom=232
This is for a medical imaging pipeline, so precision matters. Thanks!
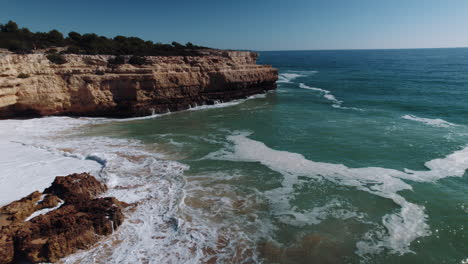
left=0, top=50, right=277, bottom=118
left=0, top=50, right=278, bottom=263
left=0, top=173, right=127, bottom=264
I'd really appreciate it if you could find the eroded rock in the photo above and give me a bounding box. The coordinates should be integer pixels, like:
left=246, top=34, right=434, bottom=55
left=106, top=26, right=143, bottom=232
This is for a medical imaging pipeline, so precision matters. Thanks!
left=0, top=51, right=278, bottom=118
left=0, top=173, right=126, bottom=264
left=44, top=172, right=108, bottom=203
left=0, top=191, right=42, bottom=225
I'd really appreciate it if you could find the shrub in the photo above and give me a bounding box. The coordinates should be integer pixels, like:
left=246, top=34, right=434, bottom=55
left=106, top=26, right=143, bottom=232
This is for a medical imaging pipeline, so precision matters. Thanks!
left=5, top=40, right=31, bottom=53
left=128, top=55, right=148, bottom=65
left=0, top=20, right=209, bottom=56
left=46, top=30, right=64, bottom=45
left=17, top=73, right=30, bottom=78
left=1, top=21, right=19, bottom=33
left=45, top=48, right=58, bottom=54
left=64, top=46, right=80, bottom=54
left=46, top=53, right=67, bottom=64
left=68, top=31, right=81, bottom=42
left=107, top=55, right=125, bottom=67
left=171, top=41, right=184, bottom=49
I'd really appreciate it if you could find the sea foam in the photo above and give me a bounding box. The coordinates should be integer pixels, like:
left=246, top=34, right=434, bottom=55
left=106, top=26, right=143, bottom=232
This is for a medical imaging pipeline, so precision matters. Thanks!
left=402, top=114, right=458, bottom=128
left=204, top=132, right=468, bottom=256
left=0, top=108, right=274, bottom=263
left=278, top=73, right=303, bottom=83
left=277, top=70, right=318, bottom=84
left=0, top=118, right=102, bottom=205
left=299, top=83, right=342, bottom=106
left=299, top=83, right=362, bottom=110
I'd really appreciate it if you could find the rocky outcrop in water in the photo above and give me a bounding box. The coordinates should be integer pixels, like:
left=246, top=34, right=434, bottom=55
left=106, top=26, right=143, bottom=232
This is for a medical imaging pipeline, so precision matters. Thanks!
left=0, top=173, right=126, bottom=264
left=0, top=50, right=277, bottom=118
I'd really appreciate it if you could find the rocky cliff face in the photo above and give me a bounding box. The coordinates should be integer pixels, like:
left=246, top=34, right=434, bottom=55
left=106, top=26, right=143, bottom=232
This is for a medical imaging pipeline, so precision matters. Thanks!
left=0, top=50, right=277, bottom=118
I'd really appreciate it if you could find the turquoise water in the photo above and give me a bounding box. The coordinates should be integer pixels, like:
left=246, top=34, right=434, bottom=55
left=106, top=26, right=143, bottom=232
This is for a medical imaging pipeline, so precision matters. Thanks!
left=84, top=49, right=468, bottom=263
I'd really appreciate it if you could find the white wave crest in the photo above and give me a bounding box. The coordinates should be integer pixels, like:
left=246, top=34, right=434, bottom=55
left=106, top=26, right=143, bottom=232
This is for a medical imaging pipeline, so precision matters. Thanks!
left=204, top=132, right=468, bottom=256
left=299, top=83, right=362, bottom=110
left=278, top=73, right=304, bottom=83
left=102, top=93, right=270, bottom=123
left=402, top=115, right=458, bottom=128
left=277, top=70, right=318, bottom=84
left=299, top=83, right=342, bottom=105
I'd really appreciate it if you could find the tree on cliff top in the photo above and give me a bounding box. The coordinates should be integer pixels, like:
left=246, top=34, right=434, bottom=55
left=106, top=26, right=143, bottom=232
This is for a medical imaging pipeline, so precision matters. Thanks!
left=0, top=20, right=210, bottom=56
left=0, top=21, right=19, bottom=32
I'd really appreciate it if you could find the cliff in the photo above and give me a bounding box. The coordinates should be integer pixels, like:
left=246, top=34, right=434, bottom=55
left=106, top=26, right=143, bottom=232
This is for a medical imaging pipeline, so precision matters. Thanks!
left=0, top=50, right=277, bottom=118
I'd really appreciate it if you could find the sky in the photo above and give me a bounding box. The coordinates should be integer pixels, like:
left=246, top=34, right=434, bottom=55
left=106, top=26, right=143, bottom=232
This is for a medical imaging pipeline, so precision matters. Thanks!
left=1, top=0, right=468, bottom=51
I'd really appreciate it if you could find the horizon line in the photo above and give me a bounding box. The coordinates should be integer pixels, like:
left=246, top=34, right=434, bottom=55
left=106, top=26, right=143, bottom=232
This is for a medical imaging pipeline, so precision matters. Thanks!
left=250, top=46, right=468, bottom=52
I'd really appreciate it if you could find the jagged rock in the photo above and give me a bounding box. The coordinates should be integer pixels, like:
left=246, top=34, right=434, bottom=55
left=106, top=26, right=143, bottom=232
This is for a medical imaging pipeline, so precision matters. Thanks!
left=36, top=194, right=61, bottom=210
left=0, top=50, right=278, bottom=118
left=0, top=191, right=42, bottom=225
left=0, top=233, right=14, bottom=264
left=15, top=197, right=125, bottom=263
left=0, top=173, right=126, bottom=264
left=44, top=172, right=108, bottom=204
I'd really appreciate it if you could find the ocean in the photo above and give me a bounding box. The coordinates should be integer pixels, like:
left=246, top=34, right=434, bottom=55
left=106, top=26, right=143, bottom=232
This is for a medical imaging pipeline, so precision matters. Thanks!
left=1, top=48, right=467, bottom=263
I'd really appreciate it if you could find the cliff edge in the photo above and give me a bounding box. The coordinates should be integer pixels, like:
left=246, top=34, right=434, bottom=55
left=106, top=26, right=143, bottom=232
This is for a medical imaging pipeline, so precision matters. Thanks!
left=0, top=50, right=278, bottom=118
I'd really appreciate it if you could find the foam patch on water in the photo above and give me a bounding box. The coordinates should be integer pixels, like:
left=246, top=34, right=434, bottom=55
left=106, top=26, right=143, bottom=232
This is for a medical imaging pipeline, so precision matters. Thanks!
left=204, top=132, right=468, bottom=256
left=59, top=136, right=271, bottom=263
left=277, top=198, right=365, bottom=227
left=0, top=118, right=103, bottom=205
left=402, top=115, right=458, bottom=128
left=299, top=83, right=342, bottom=105
left=278, top=73, right=304, bottom=83
left=277, top=70, right=318, bottom=84
left=0, top=117, right=271, bottom=263
left=98, top=93, right=270, bottom=123
left=188, top=94, right=267, bottom=111
left=299, top=83, right=362, bottom=110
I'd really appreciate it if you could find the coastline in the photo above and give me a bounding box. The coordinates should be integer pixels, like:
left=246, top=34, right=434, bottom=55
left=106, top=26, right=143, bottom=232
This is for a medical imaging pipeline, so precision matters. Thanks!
left=0, top=51, right=277, bottom=119
left=0, top=47, right=279, bottom=263
left=2, top=48, right=468, bottom=263
left=0, top=93, right=272, bottom=263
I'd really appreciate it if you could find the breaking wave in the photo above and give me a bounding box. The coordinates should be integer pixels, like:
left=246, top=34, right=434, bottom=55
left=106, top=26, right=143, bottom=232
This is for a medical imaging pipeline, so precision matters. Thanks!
left=278, top=73, right=304, bottom=83
left=299, top=83, right=362, bottom=110
left=0, top=116, right=275, bottom=263
left=402, top=115, right=459, bottom=128
left=203, top=132, right=468, bottom=256
left=277, top=70, right=318, bottom=84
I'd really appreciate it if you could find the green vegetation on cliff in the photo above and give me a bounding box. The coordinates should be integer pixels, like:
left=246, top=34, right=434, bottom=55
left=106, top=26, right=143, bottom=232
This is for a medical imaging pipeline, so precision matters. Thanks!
left=0, top=20, right=209, bottom=56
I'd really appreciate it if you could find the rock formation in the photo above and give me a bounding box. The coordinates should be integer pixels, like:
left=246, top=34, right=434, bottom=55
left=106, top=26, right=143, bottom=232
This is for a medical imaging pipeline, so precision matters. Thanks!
left=0, top=50, right=278, bottom=118
left=0, top=173, right=126, bottom=264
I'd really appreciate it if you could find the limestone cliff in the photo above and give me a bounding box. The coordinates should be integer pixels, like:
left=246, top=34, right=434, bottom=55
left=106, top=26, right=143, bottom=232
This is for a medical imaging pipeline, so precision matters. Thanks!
left=0, top=50, right=277, bottom=118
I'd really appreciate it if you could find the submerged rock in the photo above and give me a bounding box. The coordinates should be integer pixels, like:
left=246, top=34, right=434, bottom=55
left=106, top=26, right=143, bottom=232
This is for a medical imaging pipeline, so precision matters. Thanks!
left=0, top=173, right=126, bottom=264
left=258, top=234, right=344, bottom=264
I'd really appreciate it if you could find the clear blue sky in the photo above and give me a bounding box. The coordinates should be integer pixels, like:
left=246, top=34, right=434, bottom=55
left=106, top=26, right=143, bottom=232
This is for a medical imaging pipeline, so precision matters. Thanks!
left=1, top=0, right=468, bottom=50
